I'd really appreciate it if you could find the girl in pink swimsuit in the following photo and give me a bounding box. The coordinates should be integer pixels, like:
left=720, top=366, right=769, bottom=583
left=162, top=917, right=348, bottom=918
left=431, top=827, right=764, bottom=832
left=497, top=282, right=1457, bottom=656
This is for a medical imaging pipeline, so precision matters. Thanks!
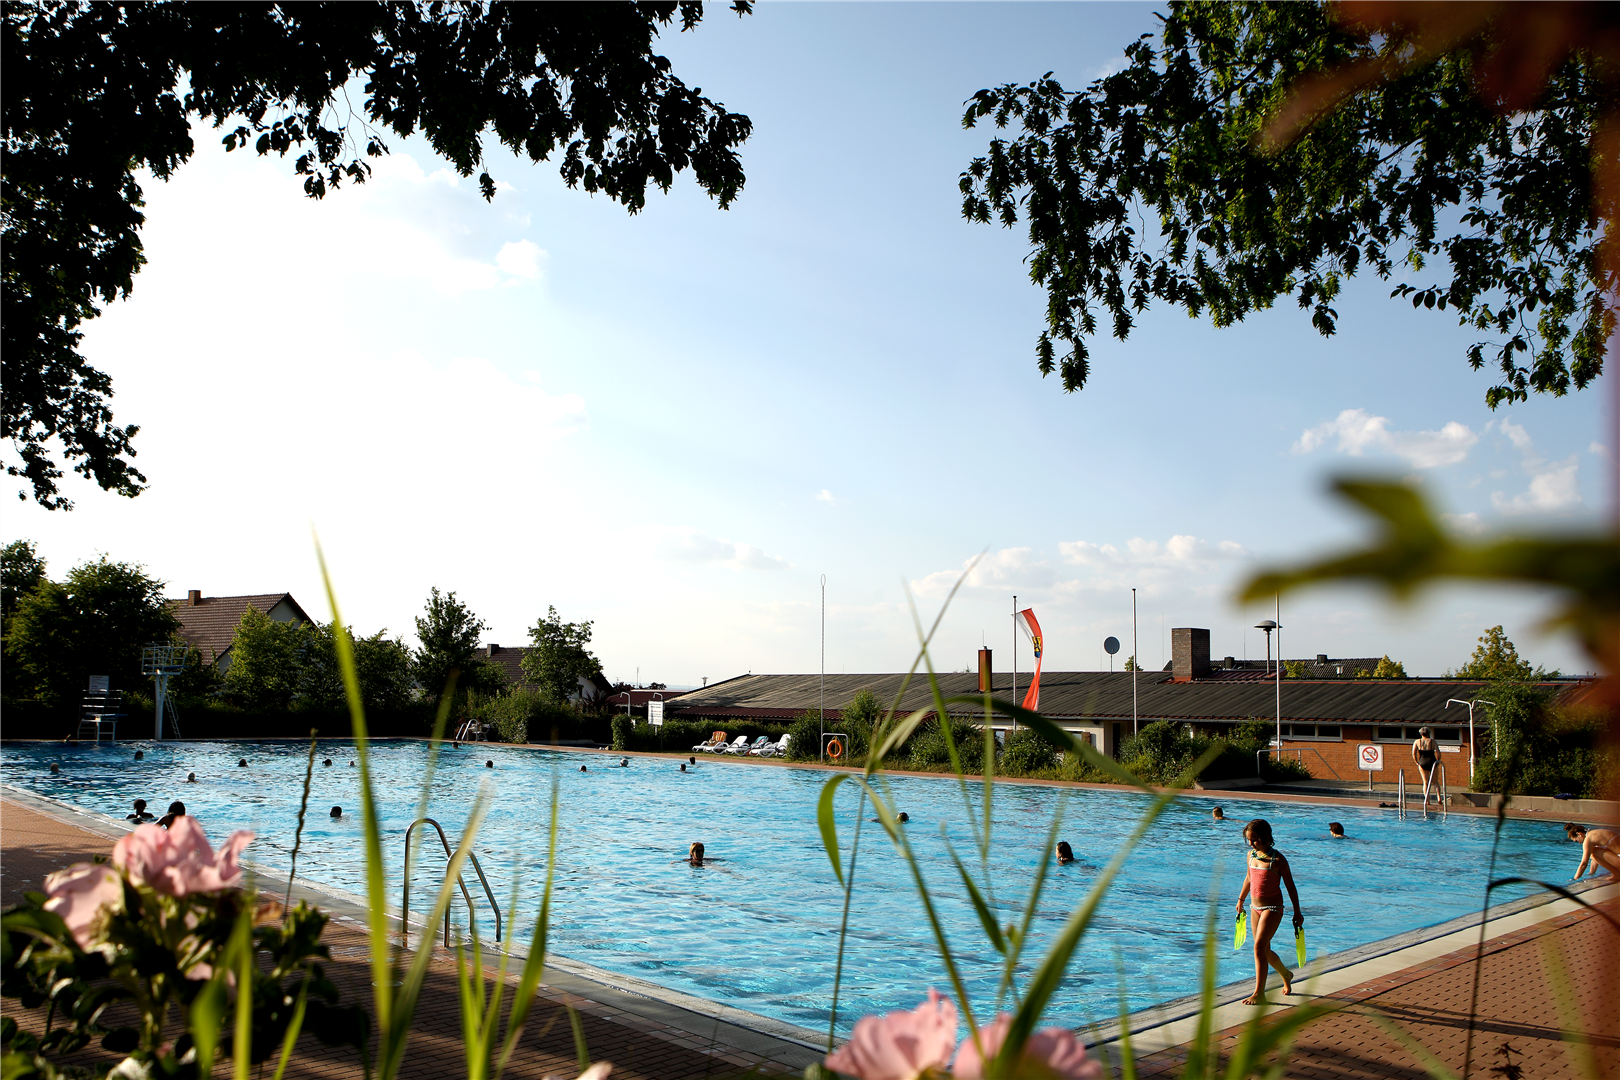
left=1234, top=818, right=1303, bottom=1004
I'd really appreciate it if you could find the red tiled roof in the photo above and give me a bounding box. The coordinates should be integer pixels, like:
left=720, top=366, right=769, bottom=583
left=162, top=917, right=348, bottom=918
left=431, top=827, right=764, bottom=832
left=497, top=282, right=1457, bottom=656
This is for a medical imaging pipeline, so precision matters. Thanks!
left=169, top=593, right=313, bottom=664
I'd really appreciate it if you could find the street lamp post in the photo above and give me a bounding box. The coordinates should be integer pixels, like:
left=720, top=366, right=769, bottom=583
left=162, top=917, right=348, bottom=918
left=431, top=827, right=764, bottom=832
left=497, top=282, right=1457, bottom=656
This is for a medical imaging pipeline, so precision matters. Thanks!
left=1445, top=697, right=1495, bottom=783
left=1254, top=618, right=1281, bottom=765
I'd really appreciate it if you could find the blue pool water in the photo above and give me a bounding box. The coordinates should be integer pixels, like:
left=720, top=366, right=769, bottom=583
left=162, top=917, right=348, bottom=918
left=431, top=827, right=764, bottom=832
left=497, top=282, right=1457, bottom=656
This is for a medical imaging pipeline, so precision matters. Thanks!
left=1, top=740, right=1577, bottom=1035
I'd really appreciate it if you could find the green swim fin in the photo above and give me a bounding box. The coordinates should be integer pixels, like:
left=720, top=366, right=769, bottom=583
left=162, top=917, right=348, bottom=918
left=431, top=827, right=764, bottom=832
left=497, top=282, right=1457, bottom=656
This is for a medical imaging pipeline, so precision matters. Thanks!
left=1233, top=910, right=1247, bottom=950
left=1295, top=926, right=1306, bottom=967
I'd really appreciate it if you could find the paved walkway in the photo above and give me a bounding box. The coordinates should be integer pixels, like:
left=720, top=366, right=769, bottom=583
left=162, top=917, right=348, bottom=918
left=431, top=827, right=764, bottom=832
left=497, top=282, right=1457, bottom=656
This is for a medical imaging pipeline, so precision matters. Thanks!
left=4, top=792, right=1615, bottom=1080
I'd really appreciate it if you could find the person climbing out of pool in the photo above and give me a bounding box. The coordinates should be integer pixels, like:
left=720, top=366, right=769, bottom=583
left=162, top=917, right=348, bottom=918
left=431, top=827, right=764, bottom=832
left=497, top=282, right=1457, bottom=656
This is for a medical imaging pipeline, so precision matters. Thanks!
left=1055, top=841, right=1076, bottom=864
left=1328, top=822, right=1346, bottom=838
left=1212, top=806, right=1226, bottom=821
left=1234, top=818, right=1301, bottom=1005
left=1566, top=822, right=1620, bottom=879
left=157, top=801, right=186, bottom=829
left=1412, top=727, right=1440, bottom=805
left=126, top=799, right=155, bottom=821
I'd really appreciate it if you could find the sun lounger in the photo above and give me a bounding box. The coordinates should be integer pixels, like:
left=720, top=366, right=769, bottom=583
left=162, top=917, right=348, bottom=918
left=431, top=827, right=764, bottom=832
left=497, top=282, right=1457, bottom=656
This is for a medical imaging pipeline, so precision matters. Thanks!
left=729, top=735, right=772, bottom=755
left=712, top=735, right=750, bottom=754
left=692, top=731, right=727, bottom=752
left=750, top=734, right=791, bottom=757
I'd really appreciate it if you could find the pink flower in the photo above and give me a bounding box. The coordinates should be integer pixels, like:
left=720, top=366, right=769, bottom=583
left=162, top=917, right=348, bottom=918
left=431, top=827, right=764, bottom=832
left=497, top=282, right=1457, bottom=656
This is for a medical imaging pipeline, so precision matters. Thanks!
left=826, top=990, right=959, bottom=1080
left=951, top=1014, right=1102, bottom=1080
left=112, top=818, right=254, bottom=896
left=43, top=863, right=123, bottom=949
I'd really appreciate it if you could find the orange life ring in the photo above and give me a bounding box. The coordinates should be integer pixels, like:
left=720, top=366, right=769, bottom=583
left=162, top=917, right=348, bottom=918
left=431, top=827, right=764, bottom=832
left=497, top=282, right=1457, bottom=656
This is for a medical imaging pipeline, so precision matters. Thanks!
left=826, top=738, right=844, bottom=760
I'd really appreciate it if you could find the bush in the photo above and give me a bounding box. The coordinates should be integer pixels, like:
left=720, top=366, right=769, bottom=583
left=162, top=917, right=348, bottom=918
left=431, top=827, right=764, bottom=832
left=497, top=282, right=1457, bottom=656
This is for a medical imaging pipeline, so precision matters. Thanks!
left=999, top=727, right=1058, bottom=775
left=470, top=688, right=585, bottom=744
left=786, top=711, right=828, bottom=762
left=905, top=717, right=987, bottom=772
left=490, top=714, right=529, bottom=744
left=611, top=715, right=632, bottom=751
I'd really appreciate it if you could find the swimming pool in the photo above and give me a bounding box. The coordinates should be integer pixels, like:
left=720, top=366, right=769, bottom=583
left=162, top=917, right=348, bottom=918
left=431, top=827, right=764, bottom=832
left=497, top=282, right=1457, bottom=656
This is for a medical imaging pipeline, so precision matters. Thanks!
left=0, top=739, right=1577, bottom=1036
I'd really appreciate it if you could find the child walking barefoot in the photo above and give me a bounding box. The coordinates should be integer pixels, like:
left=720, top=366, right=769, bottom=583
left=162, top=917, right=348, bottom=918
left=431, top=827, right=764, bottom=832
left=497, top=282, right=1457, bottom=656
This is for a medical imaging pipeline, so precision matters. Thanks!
left=1235, top=818, right=1303, bottom=1005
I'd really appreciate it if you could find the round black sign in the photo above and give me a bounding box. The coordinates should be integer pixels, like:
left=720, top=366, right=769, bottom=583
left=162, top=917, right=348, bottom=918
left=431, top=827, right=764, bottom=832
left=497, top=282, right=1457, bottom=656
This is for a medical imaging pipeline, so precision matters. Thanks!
left=1103, top=636, right=1120, bottom=655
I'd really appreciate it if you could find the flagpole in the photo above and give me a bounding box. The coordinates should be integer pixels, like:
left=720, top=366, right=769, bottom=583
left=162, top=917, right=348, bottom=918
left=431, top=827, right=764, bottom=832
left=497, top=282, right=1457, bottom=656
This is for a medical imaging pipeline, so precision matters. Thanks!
left=1011, top=594, right=1018, bottom=732
left=820, top=574, right=826, bottom=763
left=1131, top=588, right=1139, bottom=739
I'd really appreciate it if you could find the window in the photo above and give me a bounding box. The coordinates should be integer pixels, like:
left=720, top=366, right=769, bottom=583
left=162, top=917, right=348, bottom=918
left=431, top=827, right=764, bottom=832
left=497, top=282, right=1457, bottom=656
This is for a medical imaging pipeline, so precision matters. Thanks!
left=1376, top=726, right=1463, bottom=743
left=1377, top=727, right=1404, bottom=740
left=1276, top=723, right=1343, bottom=741
left=1317, top=725, right=1341, bottom=739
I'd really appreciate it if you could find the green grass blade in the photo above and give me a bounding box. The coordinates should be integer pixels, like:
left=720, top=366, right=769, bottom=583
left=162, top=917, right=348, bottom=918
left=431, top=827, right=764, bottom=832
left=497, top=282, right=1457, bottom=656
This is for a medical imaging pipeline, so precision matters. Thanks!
left=315, top=539, right=394, bottom=1040
left=817, top=774, right=851, bottom=886
left=283, top=730, right=320, bottom=914
left=494, top=782, right=561, bottom=1080
left=1114, top=960, right=1137, bottom=1080
left=996, top=799, right=1065, bottom=1009
left=946, top=842, right=1006, bottom=954
left=268, top=981, right=309, bottom=1080
left=232, top=909, right=254, bottom=1080
left=997, top=748, right=1220, bottom=1072
left=567, top=1006, right=590, bottom=1072
left=858, top=776, right=979, bottom=1033
left=190, top=960, right=228, bottom=1078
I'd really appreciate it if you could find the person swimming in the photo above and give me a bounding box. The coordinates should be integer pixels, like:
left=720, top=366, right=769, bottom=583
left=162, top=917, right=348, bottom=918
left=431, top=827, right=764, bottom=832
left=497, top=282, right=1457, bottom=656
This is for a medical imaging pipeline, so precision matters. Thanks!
left=689, top=756, right=696, bottom=765
left=157, top=801, right=186, bottom=829
left=49, top=763, right=60, bottom=774
left=323, top=758, right=333, bottom=767
left=1566, top=823, right=1620, bottom=880
left=1056, top=841, right=1076, bottom=864
left=186, top=772, right=197, bottom=783
left=1235, top=818, right=1303, bottom=1005
left=237, top=758, right=248, bottom=768
left=688, top=841, right=705, bottom=867
left=580, top=765, right=588, bottom=772
left=330, top=806, right=343, bottom=819
left=486, top=760, right=494, bottom=768
left=134, top=750, right=144, bottom=760
left=680, top=763, right=687, bottom=772
left=1212, top=807, right=1226, bottom=821
left=1328, top=822, right=1345, bottom=838
left=126, top=799, right=155, bottom=821
left=619, top=758, right=630, bottom=767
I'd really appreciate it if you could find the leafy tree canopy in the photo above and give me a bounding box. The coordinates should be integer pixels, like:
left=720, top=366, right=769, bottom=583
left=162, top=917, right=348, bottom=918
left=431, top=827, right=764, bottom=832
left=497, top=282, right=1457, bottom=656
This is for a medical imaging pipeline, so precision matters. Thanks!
left=1355, top=654, right=1408, bottom=679
left=1452, top=624, right=1555, bottom=680
left=223, top=609, right=412, bottom=713
left=3, top=1, right=753, bottom=509
left=1, top=538, right=46, bottom=620
left=960, top=0, right=1615, bottom=405
left=412, top=587, right=498, bottom=702
left=521, top=606, right=603, bottom=704
left=3, top=555, right=178, bottom=708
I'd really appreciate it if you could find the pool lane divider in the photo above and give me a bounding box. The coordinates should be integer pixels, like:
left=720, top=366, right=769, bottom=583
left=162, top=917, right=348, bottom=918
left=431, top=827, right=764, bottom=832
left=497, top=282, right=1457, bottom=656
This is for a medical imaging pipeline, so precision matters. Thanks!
left=1083, top=874, right=1617, bottom=1060
left=0, top=784, right=828, bottom=1068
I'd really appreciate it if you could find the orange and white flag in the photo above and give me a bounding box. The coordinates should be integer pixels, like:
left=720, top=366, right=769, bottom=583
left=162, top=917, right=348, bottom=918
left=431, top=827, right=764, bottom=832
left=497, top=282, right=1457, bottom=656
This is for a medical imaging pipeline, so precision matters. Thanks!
left=1016, top=607, right=1043, bottom=712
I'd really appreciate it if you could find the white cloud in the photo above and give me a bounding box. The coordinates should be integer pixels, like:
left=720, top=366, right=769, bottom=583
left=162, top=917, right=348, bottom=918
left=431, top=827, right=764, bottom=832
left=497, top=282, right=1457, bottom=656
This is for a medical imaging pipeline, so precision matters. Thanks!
left=1591, top=441, right=1610, bottom=459
left=495, top=240, right=546, bottom=280
left=658, top=528, right=789, bottom=571
left=1061, top=534, right=1247, bottom=569
left=1497, top=419, right=1534, bottom=452
left=816, top=489, right=837, bottom=505
left=1491, top=457, right=1582, bottom=514
left=911, top=547, right=1058, bottom=597
left=1294, top=408, right=1478, bottom=468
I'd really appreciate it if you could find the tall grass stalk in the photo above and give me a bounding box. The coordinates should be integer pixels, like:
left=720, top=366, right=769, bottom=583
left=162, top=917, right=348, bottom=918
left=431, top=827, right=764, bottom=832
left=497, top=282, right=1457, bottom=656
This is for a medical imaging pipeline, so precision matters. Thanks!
left=283, top=729, right=320, bottom=914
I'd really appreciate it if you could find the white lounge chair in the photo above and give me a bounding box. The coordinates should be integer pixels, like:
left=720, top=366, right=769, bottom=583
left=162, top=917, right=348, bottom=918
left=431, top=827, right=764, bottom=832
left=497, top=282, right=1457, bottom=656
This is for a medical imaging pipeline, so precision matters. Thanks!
left=729, top=735, right=771, bottom=755
left=751, top=734, right=791, bottom=757
left=712, top=735, right=749, bottom=754
left=692, top=731, right=728, bottom=752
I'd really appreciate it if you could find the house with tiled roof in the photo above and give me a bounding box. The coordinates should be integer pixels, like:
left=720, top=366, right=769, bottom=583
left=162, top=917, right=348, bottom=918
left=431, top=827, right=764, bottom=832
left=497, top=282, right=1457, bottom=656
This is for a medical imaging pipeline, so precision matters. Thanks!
left=169, top=590, right=314, bottom=672
left=476, top=644, right=617, bottom=705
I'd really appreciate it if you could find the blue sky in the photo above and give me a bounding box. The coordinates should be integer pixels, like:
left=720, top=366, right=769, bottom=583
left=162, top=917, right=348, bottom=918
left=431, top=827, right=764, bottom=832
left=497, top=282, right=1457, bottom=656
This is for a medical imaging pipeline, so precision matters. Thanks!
left=9, top=2, right=1611, bottom=685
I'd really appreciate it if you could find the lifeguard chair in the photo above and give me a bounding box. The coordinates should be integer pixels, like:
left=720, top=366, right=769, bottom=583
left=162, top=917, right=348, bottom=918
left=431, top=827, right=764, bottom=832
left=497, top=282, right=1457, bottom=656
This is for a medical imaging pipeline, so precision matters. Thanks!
left=77, top=675, right=123, bottom=742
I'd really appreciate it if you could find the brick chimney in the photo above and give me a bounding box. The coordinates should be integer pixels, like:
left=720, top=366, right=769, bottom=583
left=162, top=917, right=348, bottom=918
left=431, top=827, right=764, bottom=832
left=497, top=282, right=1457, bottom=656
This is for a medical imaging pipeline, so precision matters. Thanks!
left=978, top=647, right=993, bottom=692
left=1171, top=628, right=1210, bottom=680
left=187, top=590, right=202, bottom=606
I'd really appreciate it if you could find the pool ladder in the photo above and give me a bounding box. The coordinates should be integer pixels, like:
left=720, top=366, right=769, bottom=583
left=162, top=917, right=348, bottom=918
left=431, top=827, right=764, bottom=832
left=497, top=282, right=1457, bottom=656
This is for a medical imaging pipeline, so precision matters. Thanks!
left=1395, top=766, right=1448, bottom=820
left=402, top=817, right=502, bottom=948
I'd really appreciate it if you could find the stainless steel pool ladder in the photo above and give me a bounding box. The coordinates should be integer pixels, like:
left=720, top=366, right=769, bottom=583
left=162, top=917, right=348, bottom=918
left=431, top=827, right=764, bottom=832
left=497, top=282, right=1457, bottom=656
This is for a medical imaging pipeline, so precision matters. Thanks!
left=402, top=817, right=502, bottom=948
left=1397, top=768, right=1406, bottom=818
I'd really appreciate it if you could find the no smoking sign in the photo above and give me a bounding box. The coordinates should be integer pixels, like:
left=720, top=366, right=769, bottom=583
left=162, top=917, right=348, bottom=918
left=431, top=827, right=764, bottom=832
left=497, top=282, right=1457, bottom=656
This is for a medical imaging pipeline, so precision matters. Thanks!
left=1357, top=744, right=1384, bottom=771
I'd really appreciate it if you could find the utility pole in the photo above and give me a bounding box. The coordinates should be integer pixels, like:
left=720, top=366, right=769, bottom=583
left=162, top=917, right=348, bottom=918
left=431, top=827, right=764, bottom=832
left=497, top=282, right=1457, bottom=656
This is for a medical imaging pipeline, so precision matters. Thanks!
left=1131, top=588, right=1139, bottom=737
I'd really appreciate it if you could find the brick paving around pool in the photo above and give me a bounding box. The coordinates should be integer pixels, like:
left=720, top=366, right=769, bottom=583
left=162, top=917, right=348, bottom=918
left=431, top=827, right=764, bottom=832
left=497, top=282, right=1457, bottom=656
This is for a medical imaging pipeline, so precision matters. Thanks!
left=4, top=792, right=1615, bottom=1080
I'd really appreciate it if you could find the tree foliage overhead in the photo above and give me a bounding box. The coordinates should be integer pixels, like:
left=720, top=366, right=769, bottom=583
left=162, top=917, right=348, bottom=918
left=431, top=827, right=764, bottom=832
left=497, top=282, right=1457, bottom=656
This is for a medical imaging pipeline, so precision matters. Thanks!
left=1452, top=624, right=1555, bottom=681
left=412, top=586, right=498, bottom=702
left=2, top=1, right=753, bottom=509
left=960, top=0, right=1616, bottom=405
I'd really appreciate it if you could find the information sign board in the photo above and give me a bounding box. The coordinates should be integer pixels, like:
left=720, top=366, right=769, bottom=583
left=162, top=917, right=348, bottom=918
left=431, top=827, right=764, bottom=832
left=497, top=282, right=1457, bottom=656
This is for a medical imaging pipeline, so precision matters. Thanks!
left=647, top=700, right=664, bottom=727
left=1357, top=744, right=1383, bottom=771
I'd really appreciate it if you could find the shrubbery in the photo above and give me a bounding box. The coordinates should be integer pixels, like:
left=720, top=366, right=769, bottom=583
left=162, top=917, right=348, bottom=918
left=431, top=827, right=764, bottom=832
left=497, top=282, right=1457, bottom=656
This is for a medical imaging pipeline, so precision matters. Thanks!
left=611, top=715, right=633, bottom=751
left=1468, top=683, right=1614, bottom=798
left=467, top=688, right=589, bottom=745
left=999, top=727, right=1058, bottom=774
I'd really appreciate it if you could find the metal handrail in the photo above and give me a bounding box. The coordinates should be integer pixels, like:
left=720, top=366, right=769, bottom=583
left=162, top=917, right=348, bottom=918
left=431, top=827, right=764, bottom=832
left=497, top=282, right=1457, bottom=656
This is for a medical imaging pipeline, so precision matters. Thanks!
left=1439, top=764, right=1448, bottom=819
left=1397, top=768, right=1406, bottom=818
left=402, top=817, right=502, bottom=947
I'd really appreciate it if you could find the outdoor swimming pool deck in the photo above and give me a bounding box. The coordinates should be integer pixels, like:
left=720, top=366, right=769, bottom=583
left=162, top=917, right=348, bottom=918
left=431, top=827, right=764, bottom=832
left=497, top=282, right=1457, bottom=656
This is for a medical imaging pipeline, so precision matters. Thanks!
left=3, top=742, right=1616, bottom=1078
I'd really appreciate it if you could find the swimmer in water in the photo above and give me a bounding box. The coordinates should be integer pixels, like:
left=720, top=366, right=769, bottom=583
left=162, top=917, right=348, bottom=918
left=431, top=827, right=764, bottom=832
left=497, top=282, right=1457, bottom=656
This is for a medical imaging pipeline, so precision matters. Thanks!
left=579, top=765, right=588, bottom=772
left=689, top=756, right=696, bottom=766
left=620, top=758, right=630, bottom=767
left=134, top=750, right=144, bottom=760
left=688, top=842, right=705, bottom=866
left=323, top=758, right=333, bottom=767
left=872, top=811, right=911, bottom=824
left=486, top=760, right=494, bottom=768
left=157, top=801, right=186, bottom=829
left=680, top=763, right=687, bottom=772
left=330, top=806, right=342, bottom=819
left=1212, top=807, right=1226, bottom=821
left=1328, top=822, right=1345, bottom=838
left=126, top=799, right=155, bottom=822
left=1055, top=841, right=1076, bottom=864
left=49, top=763, right=60, bottom=775
left=237, top=758, right=248, bottom=768
left=186, top=772, right=197, bottom=783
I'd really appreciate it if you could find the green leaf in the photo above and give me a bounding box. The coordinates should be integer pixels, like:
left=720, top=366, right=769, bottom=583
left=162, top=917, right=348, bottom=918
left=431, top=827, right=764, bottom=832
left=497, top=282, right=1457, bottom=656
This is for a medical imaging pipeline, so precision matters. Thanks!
left=946, top=845, right=1006, bottom=955
left=817, top=774, right=851, bottom=886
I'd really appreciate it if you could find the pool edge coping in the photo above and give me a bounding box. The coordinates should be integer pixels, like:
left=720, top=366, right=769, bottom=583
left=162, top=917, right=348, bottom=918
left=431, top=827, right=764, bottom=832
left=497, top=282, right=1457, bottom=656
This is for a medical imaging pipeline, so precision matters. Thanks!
left=0, top=784, right=831, bottom=1068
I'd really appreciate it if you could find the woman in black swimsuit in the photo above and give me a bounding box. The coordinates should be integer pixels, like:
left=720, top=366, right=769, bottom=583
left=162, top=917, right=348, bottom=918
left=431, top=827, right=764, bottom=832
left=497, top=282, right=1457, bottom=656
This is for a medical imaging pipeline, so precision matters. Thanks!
left=1412, top=727, right=1439, bottom=805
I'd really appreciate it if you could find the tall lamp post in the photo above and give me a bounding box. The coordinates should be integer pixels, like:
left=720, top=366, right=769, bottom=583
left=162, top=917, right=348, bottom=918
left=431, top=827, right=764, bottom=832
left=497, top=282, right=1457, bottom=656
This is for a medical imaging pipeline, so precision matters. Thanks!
left=1254, top=618, right=1281, bottom=762
left=1445, top=697, right=1494, bottom=783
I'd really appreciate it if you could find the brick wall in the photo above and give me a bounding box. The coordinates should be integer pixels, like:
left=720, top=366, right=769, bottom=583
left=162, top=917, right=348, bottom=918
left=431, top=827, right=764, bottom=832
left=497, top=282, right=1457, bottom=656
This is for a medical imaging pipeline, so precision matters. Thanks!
left=1279, top=724, right=1474, bottom=782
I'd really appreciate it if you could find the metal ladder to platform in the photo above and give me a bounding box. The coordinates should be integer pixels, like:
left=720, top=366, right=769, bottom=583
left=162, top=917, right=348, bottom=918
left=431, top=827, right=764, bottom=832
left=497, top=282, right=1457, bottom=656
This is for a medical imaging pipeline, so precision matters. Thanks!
left=402, top=817, right=502, bottom=948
